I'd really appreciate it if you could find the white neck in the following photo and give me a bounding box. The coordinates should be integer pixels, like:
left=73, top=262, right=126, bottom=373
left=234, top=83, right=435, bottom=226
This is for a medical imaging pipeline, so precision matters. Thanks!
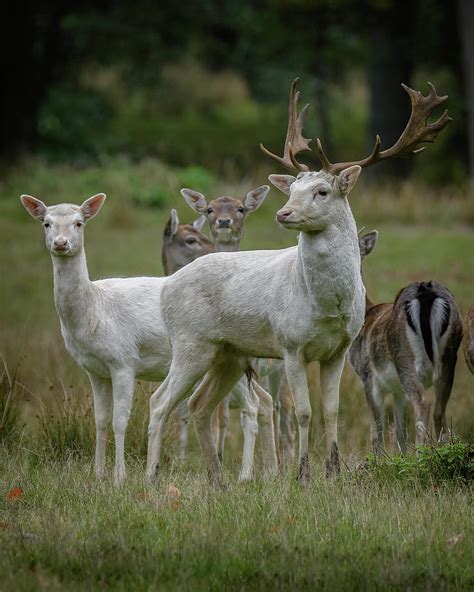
left=51, top=249, right=96, bottom=327
left=295, top=201, right=361, bottom=300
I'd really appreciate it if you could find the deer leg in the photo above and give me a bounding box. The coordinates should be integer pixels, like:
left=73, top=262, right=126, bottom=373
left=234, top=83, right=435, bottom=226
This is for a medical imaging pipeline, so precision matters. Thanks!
left=188, top=359, right=243, bottom=487
left=146, top=353, right=212, bottom=482
left=278, top=378, right=296, bottom=464
left=88, top=373, right=113, bottom=480
left=216, top=397, right=230, bottom=463
left=364, top=380, right=385, bottom=457
left=433, top=348, right=457, bottom=442
left=320, top=353, right=346, bottom=476
left=399, top=377, right=431, bottom=448
left=284, top=352, right=312, bottom=485
left=251, top=379, right=278, bottom=477
left=110, top=368, right=136, bottom=485
left=174, top=399, right=190, bottom=461
left=231, top=379, right=260, bottom=482
left=393, top=390, right=407, bottom=454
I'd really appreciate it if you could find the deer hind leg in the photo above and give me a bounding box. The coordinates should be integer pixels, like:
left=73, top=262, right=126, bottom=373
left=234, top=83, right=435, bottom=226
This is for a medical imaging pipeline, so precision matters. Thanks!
left=88, top=373, right=113, bottom=480
left=392, top=389, right=407, bottom=454
left=398, top=374, right=431, bottom=448
left=433, top=348, right=458, bottom=443
left=364, top=380, right=385, bottom=457
left=320, top=353, right=346, bottom=477
left=188, top=359, right=244, bottom=487
left=278, top=378, right=296, bottom=464
left=146, top=351, right=213, bottom=482
left=174, top=399, right=190, bottom=461
left=216, top=396, right=230, bottom=463
left=284, top=351, right=312, bottom=485
left=251, top=379, right=278, bottom=478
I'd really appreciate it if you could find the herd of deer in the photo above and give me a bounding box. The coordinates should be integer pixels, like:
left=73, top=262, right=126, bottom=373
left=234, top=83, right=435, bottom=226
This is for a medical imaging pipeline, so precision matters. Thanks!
left=20, top=79, right=473, bottom=486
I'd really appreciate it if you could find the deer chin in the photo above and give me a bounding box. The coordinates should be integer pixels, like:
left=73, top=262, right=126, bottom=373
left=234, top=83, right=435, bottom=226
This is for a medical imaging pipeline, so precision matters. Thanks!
left=215, top=228, right=234, bottom=241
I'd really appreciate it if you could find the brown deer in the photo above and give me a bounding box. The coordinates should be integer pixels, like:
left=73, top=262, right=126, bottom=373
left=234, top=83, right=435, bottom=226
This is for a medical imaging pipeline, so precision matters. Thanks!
left=462, top=305, right=474, bottom=374
left=349, top=231, right=463, bottom=455
left=161, top=209, right=213, bottom=275
left=146, top=80, right=451, bottom=486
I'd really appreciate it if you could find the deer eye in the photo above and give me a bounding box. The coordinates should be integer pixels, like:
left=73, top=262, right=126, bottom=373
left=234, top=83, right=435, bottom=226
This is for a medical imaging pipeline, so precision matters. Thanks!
left=237, top=207, right=245, bottom=214
left=44, top=222, right=50, bottom=228
left=207, top=208, right=213, bottom=215
left=314, top=189, right=328, bottom=198
left=75, top=221, right=83, bottom=228
left=185, top=237, right=197, bottom=245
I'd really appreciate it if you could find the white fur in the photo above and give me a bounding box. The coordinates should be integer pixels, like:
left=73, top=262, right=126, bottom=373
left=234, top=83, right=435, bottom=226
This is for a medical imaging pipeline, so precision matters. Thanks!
left=147, top=167, right=365, bottom=484
left=21, top=194, right=171, bottom=484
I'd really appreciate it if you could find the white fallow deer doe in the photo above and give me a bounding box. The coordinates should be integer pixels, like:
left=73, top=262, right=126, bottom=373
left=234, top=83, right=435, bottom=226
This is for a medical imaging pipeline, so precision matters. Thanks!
left=146, top=78, right=451, bottom=485
left=350, top=231, right=463, bottom=454
left=20, top=194, right=171, bottom=484
left=462, top=305, right=474, bottom=375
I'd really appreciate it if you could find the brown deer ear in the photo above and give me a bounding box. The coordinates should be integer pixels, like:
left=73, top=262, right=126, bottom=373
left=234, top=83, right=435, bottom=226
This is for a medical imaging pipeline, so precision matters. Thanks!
left=268, top=175, right=296, bottom=196
left=20, top=195, right=47, bottom=221
left=336, top=166, right=361, bottom=196
left=244, top=185, right=269, bottom=211
left=192, top=215, right=206, bottom=232
left=181, top=188, right=208, bottom=213
left=358, top=230, right=379, bottom=258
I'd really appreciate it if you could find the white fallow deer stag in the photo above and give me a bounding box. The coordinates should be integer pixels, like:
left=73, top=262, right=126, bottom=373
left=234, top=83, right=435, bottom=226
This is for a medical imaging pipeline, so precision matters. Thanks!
left=462, top=305, right=474, bottom=374
left=146, top=78, right=451, bottom=485
left=20, top=194, right=171, bottom=484
left=350, top=231, right=463, bottom=454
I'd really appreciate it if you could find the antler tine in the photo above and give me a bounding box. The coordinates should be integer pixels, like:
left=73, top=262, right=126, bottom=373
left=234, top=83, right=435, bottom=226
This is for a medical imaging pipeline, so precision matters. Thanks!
left=260, top=77, right=312, bottom=172
left=317, top=82, right=451, bottom=176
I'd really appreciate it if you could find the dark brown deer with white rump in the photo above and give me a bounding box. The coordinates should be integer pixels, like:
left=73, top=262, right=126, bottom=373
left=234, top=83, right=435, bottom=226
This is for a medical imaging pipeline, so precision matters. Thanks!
left=350, top=231, right=463, bottom=454
left=146, top=79, right=451, bottom=486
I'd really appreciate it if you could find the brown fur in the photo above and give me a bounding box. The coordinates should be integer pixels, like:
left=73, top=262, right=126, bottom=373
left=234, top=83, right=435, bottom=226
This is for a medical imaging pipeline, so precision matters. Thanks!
left=462, top=305, right=474, bottom=374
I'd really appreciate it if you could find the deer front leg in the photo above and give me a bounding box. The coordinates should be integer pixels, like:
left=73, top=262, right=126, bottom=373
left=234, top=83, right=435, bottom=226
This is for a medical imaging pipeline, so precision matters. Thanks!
left=110, top=368, right=136, bottom=485
left=364, top=380, right=385, bottom=457
left=320, top=353, right=346, bottom=476
left=284, top=352, right=312, bottom=486
left=231, top=379, right=260, bottom=482
left=251, top=379, right=279, bottom=477
left=88, top=373, right=113, bottom=480
left=216, top=397, right=230, bottom=463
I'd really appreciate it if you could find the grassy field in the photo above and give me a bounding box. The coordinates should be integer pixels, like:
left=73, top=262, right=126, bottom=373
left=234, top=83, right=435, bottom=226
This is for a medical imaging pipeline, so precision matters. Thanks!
left=0, top=158, right=473, bottom=589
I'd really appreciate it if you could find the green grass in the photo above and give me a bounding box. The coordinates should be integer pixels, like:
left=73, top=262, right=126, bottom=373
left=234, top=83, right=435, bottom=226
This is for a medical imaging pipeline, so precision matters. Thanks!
left=0, top=157, right=473, bottom=589
left=0, top=452, right=473, bottom=591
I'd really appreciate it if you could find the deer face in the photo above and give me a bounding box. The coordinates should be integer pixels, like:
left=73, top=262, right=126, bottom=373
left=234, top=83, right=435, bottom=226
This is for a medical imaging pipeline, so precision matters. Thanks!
left=162, top=209, right=214, bottom=275
left=180, top=186, right=269, bottom=247
left=20, top=194, right=106, bottom=257
left=269, top=166, right=361, bottom=232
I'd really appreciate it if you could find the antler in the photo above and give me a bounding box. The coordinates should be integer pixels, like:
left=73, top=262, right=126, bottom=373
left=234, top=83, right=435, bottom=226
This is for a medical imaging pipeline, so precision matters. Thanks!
left=260, top=78, right=312, bottom=172
left=316, top=82, right=452, bottom=175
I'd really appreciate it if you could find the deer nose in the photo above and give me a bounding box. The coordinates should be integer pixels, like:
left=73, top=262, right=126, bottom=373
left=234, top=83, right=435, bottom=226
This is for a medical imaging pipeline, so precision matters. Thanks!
left=53, top=236, right=68, bottom=249
left=217, top=217, right=231, bottom=227
left=276, top=210, right=292, bottom=223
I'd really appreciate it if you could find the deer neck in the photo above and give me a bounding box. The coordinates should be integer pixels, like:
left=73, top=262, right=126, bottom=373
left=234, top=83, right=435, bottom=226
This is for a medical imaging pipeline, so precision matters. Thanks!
left=214, top=237, right=241, bottom=253
left=296, top=203, right=361, bottom=302
left=51, top=249, right=96, bottom=327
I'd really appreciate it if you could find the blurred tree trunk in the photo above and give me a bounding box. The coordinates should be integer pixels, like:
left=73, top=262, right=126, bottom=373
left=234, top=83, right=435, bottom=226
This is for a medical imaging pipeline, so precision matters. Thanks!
left=366, top=3, right=414, bottom=181
left=459, top=0, right=474, bottom=187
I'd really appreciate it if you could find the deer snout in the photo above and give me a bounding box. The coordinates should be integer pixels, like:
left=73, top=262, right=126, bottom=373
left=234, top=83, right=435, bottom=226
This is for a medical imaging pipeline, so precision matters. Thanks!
left=217, top=217, right=232, bottom=228
left=276, top=210, right=293, bottom=224
left=53, top=236, right=69, bottom=251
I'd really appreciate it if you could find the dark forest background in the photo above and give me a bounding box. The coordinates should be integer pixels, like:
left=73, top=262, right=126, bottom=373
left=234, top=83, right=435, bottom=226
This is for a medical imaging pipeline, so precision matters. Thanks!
left=1, top=0, right=473, bottom=187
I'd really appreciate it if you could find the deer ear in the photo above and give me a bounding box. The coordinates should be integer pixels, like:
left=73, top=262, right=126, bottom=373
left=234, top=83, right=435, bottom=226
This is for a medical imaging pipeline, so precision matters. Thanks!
left=81, top=193, right=106, bottom=221
left=244, top=185, right=270, bottom=212
left=193, top=215, right=206, bottom=232
left=170, top=209, right=180, bottom=235
left=358, top=230, right=378, bottom=258
left=268, top=175, right=296, bottom=196
left=337, top=166, right=361, bottom=196
left=181, top=188, right=208, bottom=213
left=20, top=195, right=47, bottom=221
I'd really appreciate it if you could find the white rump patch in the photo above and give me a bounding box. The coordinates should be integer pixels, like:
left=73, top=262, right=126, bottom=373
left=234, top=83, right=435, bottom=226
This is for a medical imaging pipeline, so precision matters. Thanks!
left=431, top=298, right=449, bottom=381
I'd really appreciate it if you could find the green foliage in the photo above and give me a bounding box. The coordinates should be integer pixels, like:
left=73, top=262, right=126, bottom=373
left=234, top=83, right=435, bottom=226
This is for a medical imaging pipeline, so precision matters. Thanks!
left=365, top=442, right=474, bottom=486
left=0, top=361, right=22, bottom=445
